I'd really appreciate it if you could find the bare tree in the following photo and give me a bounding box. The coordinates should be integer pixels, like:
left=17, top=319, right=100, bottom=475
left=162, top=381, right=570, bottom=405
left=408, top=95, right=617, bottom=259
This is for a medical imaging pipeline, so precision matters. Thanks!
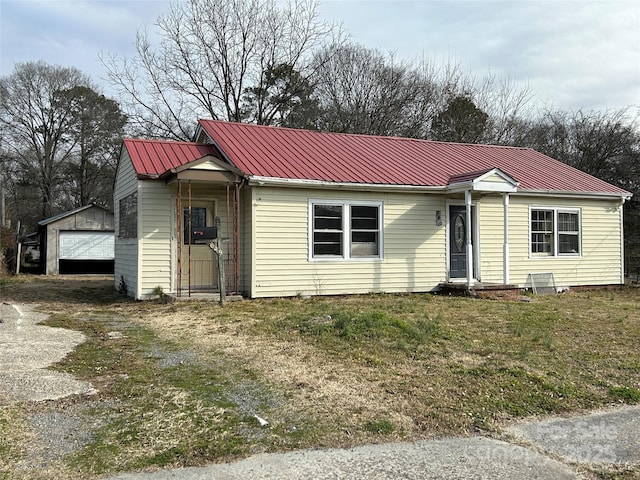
left=523, top=108, right=639, bottom=185
left=0, top=62, right=91, bottom=219
left=102, top=0, right=340, bottom=140
left=0, top=62, right=127, bottom=233
left=240, top=63, right=320, bottom=127
left=474, top=74, right=534, bottom=145
left=311, top=43, right=433, bottom=137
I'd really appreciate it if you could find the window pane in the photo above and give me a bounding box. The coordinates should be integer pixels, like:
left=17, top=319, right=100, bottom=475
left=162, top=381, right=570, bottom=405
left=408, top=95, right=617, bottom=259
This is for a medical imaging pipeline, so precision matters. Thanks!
left=314, top=205, right=343, bottom=230
left=118, top=193, right=137, bottom=238
left=313, top=232, right=342, bottom=256
left=313, top=204, right=343, bottom=257
left=559, top=234, right=579, bottom=254
left=183, top=207, right=208, bottom=244
left=315, top=216, right=342, bottom=230
left=530, top=209, right=553, bottom=255
left=558, top=212, right=578, bottom=232
left=314, top=204, right=342, bottom=220
left=350, top=205, right=380, bottom=257
left=352, top=231, right=377, bottom=243
left=351, top=206, right=378, bottom=230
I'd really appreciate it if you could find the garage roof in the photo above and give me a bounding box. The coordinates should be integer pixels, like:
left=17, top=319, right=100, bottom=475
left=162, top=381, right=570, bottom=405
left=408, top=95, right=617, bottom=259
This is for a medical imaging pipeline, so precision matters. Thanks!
left=38, top=203, right=112, bottom=227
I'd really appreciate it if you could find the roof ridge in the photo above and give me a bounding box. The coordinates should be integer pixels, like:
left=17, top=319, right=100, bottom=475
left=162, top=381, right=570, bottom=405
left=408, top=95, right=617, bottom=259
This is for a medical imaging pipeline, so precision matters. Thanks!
left=197, top=118, right=531, bottom=151
left=123, top=138, right=208, bottom=146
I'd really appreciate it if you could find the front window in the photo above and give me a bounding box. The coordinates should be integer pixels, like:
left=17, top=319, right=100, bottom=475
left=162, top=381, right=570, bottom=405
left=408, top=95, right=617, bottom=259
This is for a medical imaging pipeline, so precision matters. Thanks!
left=530, top=208, right=581, bottom=256
left=311, top=201, right=382, bottom=260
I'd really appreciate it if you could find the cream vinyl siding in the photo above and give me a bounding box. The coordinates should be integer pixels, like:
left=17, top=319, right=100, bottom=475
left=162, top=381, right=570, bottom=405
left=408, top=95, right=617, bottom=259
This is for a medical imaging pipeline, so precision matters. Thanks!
left=138, top=181, right=173, bottom=298
left=138, top=183, right=232, bottom=299
left=240, top=187, right=254, bottom=296
left=113, top=151, right=139, bottom=297
left=476, top=196, right=506, bottom=282
left=478, top=195, right=624, bottom=287
left=251, top=187, right=446, bottom=298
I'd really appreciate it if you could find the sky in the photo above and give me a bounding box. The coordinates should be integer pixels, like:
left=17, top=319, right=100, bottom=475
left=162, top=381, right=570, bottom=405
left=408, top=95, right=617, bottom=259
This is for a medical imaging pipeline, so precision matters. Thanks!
left=1, top=0, right=639, bottom=115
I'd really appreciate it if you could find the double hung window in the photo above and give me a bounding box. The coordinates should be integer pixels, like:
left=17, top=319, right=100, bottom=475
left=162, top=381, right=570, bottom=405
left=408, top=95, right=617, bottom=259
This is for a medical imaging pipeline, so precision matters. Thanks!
left=530, top=207, right=581, bottom=256
left=311, top=201, right=382, bottom=260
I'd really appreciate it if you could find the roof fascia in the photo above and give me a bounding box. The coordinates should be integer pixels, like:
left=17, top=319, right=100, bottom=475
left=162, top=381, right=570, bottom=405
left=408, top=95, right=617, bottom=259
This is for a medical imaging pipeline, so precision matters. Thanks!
left=165, top=170, right=241, bottom=184
left=37, top=203, right=109, bottom=226
left=513, top=189, right=632, bottom=201
left=247, top=176, right=446, bottom=193
left=193, top=121, right=209, bottom=143
left=170, top=154, right=244, bottom=176
left=246, top=176, right=631, bottom=201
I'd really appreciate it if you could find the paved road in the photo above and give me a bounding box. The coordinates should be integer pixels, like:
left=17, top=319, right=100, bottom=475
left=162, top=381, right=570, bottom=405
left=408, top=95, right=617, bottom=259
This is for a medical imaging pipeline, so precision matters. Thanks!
left=108, top=436, right=579, bottom=479
left=108, top=406, right=640, bottom=480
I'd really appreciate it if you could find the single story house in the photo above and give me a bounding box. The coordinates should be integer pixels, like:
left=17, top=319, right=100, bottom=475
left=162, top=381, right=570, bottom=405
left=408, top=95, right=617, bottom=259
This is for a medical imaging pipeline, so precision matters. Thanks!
left=114, top=119, right=632, bottom=300
left=38, top=204, right=115, bottom=275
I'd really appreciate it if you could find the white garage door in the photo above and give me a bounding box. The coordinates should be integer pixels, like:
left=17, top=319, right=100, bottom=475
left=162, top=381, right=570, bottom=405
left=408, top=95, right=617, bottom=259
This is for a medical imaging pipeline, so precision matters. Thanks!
left=59, top=231, right=115, bottom=260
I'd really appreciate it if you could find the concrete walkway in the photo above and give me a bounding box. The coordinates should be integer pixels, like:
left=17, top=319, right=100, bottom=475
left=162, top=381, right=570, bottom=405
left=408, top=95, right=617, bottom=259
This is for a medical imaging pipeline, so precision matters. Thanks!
left=0, top=303, right=96, bottom=401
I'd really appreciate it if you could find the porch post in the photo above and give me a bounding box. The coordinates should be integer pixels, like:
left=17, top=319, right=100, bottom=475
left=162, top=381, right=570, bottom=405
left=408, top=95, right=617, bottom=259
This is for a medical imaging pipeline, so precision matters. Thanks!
left=503, top=193, right=510, bottom=284
left=465, top=189, right=473, bottom=287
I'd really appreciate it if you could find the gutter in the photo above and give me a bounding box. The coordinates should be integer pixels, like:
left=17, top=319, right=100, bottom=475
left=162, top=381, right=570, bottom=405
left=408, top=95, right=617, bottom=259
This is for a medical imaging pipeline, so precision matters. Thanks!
left=246, top=176, right=447, bottom=193
left=511, top=189, right=632, bottom=201
left=247, top=175, right=632, bottom=200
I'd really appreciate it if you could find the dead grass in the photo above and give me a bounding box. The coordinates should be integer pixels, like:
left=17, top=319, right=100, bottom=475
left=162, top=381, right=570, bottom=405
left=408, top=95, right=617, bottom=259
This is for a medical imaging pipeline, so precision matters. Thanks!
left=1, top=275, right=639, bottom=479
left=134, top=289, right=640, bottom=442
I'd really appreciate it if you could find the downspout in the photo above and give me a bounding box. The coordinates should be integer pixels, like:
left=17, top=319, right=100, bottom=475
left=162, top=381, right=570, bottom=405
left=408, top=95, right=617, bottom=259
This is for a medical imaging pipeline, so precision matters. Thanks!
left=503, top=193, right=510, bottom=284
left=465, top=189, right=473, bottom=288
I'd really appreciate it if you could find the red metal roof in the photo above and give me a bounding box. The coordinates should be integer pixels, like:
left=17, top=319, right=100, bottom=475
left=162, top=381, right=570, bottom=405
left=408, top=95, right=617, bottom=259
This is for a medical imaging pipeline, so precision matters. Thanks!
left=123, top=138, right=219, bottom=178
left=122, top=122, right=630, bottom=197
left=197, top=119, right=630, bottom=196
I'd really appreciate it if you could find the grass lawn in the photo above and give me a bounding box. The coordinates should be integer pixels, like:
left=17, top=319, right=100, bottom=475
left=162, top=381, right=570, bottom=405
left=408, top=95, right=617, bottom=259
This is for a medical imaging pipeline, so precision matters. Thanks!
left=1, top=276, right=638, bottom=479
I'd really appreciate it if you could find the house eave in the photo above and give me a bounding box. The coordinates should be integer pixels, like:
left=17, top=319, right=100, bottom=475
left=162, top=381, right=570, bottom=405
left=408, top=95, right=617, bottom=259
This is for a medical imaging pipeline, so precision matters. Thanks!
left=246, top=176, right=447, bottom=193
left=246, top=176, right=632, bottom=201
left=514, top=189, right=632, bottom=201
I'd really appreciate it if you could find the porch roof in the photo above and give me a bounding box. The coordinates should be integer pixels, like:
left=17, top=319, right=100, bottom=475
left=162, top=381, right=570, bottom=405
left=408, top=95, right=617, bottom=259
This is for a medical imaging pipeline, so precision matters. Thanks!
left=123, top=139, right=220, bottom=179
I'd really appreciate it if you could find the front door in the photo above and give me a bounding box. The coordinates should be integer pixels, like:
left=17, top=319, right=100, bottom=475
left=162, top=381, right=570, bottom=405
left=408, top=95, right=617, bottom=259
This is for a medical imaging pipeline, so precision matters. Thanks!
left=181, top=200, right=217, bottom=290
left=449, top=205, right=468, bottom=279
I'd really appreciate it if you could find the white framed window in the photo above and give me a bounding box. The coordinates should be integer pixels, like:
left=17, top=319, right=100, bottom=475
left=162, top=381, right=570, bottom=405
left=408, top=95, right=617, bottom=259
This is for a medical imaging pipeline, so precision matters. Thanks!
left=529, top=207, right=581, bottom=257
left=310, top=200, right=383, bottom=260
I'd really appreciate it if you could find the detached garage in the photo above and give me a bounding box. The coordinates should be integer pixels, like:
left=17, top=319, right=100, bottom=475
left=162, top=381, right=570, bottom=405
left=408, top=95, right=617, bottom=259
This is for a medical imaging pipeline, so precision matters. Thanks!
left=38, top=204, right=115, bottom=275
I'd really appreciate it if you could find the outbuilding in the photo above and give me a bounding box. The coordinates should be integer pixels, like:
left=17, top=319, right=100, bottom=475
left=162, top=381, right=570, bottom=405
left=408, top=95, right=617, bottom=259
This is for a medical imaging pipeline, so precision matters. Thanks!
left=38, top=204, right=115, bottom=275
